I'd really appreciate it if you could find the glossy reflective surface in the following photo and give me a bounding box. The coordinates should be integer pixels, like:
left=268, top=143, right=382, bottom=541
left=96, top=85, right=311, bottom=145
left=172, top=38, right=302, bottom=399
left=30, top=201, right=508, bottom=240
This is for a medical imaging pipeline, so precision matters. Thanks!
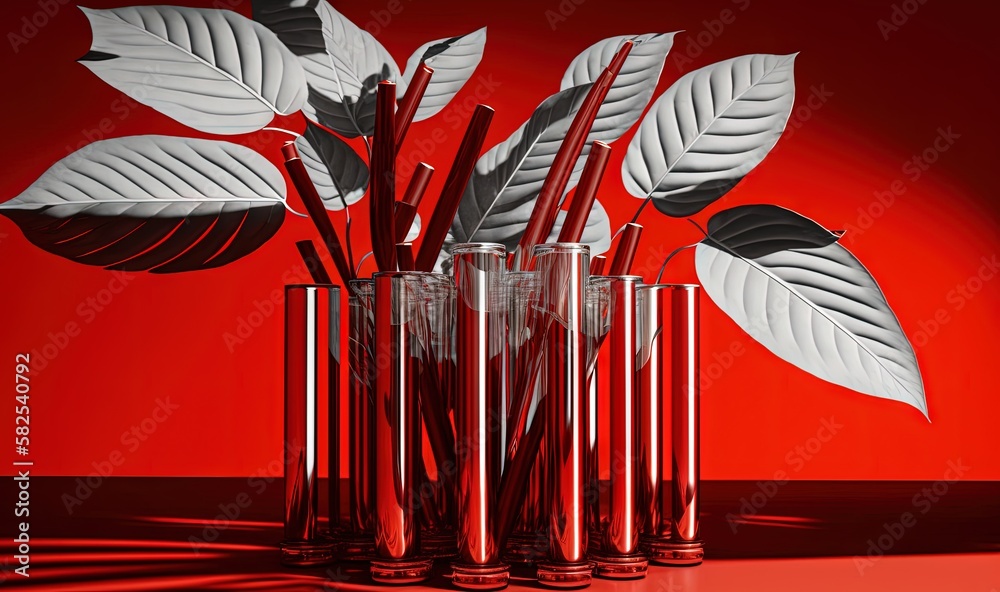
left=372, top=274, right=426, bottom=572
left=347, top=280, right=376, bottom=551
left=283, top=285, right=340, bottom=566
left=453, top=244, right=506, bottom=576
left=535, top=244, right=591, bottom=580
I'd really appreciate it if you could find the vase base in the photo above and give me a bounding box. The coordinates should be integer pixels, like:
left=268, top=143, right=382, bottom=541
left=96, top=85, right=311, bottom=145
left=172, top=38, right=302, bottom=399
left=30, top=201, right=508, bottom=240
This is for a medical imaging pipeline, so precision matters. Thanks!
left=451, top=562, right=510, bottom=590
left=370, top=557, right=434, bottom=584
left=590, top=551, right=648, bottom=579
left=279, top=540, right=335, bottom=567
left=647, top=539, right=703, bottom=566
left=504, top=533, right=548, bottom=565
left=536, top=561, right=594, bottom=589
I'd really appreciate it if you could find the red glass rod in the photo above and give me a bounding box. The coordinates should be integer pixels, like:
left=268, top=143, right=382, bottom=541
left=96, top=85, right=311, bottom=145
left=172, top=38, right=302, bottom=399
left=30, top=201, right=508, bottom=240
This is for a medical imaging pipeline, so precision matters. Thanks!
left=608, top=223, right=642, bottom=276
left=415, top=105, right=495, bottom=271
left=396, top=64, right=433, bottom=152
left=534, top=243, right=592, bottom=588
left=593, top=276, right=647, bottom=578
left=395, top=163, right=434, bottom=242
left=557, top=141, right=612, bottom=243
left=371, top=82, right=398, bottom=272
left=281, top=285, right=339, bottom=567
left=452, top=243, right=509, bottom=590
left=282, top=144, right=353, bottom=284
left=371, top=273, right=434, bottom=583
left=513, top=42, right=633, bottom=271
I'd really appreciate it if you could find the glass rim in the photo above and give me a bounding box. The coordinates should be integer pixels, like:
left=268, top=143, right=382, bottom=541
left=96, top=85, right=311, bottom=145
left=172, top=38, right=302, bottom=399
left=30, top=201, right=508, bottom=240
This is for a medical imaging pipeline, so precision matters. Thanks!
left=284, top=283, right=340, bottom=290
left=451, top=242, right=506, bottom=256
left=638, top=282, right=701, bottom=290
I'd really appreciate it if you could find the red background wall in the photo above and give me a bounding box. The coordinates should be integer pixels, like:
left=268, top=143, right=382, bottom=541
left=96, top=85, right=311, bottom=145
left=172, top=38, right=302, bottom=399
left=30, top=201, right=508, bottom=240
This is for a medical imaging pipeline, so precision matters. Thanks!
left=1, top=0, right=997, bottom=480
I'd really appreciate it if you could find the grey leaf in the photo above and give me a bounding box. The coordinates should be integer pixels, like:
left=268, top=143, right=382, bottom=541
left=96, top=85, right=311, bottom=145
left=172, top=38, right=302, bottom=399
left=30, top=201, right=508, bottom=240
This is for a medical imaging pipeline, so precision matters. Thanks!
left=0, top=135, right=287, bottom=273
left=398, top=27, right=487, bottom=121
left=451, top=84, right=592, bottom=244
left=561, top=33, right=677, bottom=143
left=251, top=0, right=325, bottom=56
left=254, top=0, right=399, bottom=137
left=79, top=5, right=306, bottom=135
left=706, top=204, right=842, bottom=259
left=623, top=54, right=797, bottom=217
left=297, top=122, right=369, bottom=211
left=695, top=240, right=927, bottom=417
left=434, top=230, right=457, bottom=275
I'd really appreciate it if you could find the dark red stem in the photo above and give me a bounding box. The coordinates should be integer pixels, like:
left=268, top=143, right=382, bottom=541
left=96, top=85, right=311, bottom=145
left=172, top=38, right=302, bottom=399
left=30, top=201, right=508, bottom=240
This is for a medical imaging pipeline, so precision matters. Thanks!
left=395, top=64, right=433, bottom=154
left=395, top=163, right=434, bottom=242
left=371, top=81, right=398, bottom=272
left=282, top=143, right=353, bottom=284
left=514, top=41, right=633, bottom=269
left=557, top=141, right=611, bottom=243
left=415, top=105, right=495, bottom=271
left=609, top=223, right=643, bottom=276
left=295, top=240, right=333, bottom=284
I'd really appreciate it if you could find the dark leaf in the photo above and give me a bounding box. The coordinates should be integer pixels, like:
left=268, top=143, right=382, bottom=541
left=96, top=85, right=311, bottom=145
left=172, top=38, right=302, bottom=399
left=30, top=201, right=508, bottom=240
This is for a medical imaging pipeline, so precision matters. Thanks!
left=705, top=204, right=842, bottom=259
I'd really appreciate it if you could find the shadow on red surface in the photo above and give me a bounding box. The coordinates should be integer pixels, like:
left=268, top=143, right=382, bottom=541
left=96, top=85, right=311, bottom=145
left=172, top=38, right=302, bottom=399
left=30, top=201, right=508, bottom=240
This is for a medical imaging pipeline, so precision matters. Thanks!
left=2, top=478, right=997, bottom=590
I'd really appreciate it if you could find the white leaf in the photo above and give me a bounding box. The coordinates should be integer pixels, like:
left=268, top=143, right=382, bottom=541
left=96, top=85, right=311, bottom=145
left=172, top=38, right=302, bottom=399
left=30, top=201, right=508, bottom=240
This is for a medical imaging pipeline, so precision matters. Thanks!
left=253, top=0, right=399, bottom=137
left=296, top=122, right=369, bottom=211
left=561, top=33, right=676, bottom=142
left=623, top=54, right=796, bottom=217
left=399, top=28, right=487, bottom=121
left=695, top=240, right=927, bottom=417
left=0, top=135, right=287, bottom=272
left=452, top=84, right=592, bottom=245
left=79, top=5, right=307, bottom=135
left=405, top=213, right=421, bottom=242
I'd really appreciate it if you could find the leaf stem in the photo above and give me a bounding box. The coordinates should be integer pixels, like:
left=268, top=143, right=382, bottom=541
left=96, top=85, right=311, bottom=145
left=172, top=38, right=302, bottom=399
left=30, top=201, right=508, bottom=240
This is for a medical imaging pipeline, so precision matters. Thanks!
left=263, top=127, right=301, bottom=138
left=630, top=195, right=652, bottom=224
left=655, top=243, right=698, bottom=283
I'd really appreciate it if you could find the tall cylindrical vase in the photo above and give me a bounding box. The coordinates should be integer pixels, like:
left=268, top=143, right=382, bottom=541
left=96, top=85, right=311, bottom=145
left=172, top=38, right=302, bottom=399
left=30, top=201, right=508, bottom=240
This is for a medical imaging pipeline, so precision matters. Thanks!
left=416, top=275, right=458, bottom=560
left=370, top=273, right=435, bottom=583
left=636, top=285, right=668, bottom=557
left=345, top=279, right=376, bottom=558
left=584, top=277, right=611, bottom=554
left=664, top=285, right=703, bottom=565
left=281, top=284, right=339, bottom=567
left=637, top=284, right=703, bottom=566
left=451, top=243, right=509, bottom=590
left=534, top=243, right=593, bottom=589
left=503, top=271, right=548, bottom=565
left=592, top=276, right=647, bottom=579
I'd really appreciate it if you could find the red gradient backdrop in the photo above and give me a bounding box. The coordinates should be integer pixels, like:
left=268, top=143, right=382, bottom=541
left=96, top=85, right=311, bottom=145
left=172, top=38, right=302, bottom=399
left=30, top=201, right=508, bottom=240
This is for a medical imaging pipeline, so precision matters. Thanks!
left=0, top=0, right=997, bottom=480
